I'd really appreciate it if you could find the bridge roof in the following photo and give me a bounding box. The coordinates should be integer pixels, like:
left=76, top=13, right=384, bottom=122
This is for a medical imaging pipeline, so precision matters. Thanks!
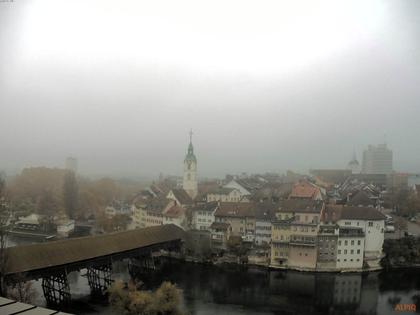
left=5, top=224, right=184, bottom=275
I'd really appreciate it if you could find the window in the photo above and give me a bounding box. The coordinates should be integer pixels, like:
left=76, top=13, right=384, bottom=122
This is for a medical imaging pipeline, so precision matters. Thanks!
left=344, top=249, right=347, bottom=254
left=338, top=240, right=342, bottom=246
left=351, top=240, right=354, bottom=245
left=351, top=250, right=354, bottom=254
left=345, top=240, right=348, bottom=246
left=338, top=250, right=341, bottom=254
left=368, top=222, right=373, bottom=227
left=357, top=249, right=360, bottom=254
left=345, top=221, right=351, bottom=225
left=358, top=240, right=361, bottom=245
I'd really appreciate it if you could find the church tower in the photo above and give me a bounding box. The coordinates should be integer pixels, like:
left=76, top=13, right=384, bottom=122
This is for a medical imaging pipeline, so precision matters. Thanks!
left=347, top=150, right=361, bottom=174
left=183, top=129, right=198, bottom=199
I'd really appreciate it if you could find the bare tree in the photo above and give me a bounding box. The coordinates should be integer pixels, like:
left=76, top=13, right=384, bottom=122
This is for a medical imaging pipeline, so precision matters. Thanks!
left=6, top=274, right=37, bottom=303
left=0, top=174, right=9, bottom=296
left=395, top=216, right=408, bottom=238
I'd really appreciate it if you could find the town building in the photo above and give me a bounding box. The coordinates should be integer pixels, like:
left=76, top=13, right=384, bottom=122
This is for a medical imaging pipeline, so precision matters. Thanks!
left=362, top=144, right=393, bottom=175
left=254, top=202, right=277, bottom=245
left=105, top=200, right=132, bottom=218
left=131, top=198, right=167, bottom=229
left=167, top=188, right=193, bottom=207
left=191, top=201, right=218, bottom=231
left=162, top=201, right=187, bottom=229
left=347, top=190, right=376, bottom=207
left=214, top=202, right=256, bottom=238
left=322, top=205, right=386, bottom=270
left=270, top=200, right=324, bottom=270
left=316, top=224, right=339, bottom=270
left=310, top=169, right=352, bottom=186
left=223, top=179, right=252, bottom=197
left=56, top=219, right=75, bottom=237
left=270, top=201, right=385, bottom=271
left=336, top=227, right=365, bottom=270
left=209, top=222, right=232, bottom=250
left=206, top=187, right=242, bottom=202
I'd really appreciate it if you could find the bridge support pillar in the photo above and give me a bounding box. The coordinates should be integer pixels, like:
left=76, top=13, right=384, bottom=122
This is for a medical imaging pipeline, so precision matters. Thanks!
left=87, top=263, right=112, bottom=296
left=42, top=272, right=71, bottom=306
left=128, top=254, right=156, bottom=280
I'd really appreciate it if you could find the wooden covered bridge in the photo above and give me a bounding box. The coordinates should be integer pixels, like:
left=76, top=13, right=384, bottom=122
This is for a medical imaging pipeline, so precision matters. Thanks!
left=4, top=224, right=185, bottom=306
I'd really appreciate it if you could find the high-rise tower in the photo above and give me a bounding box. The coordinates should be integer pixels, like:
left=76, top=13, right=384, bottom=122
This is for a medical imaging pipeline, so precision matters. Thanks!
left=182, top=129, right=198, bottom=199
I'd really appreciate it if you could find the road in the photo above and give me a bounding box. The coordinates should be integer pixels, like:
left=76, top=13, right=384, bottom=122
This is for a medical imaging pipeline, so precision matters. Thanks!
left=382, top=209, right=420, bottom=239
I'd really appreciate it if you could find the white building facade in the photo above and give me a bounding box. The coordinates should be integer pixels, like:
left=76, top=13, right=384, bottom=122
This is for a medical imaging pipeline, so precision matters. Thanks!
left=192, top=202, right=218, bottom=231
left=207, top=188, right=242, bottom=203
left=336, top=211, right=385, bottom=269
left=336, top=228, right=365, bottom=270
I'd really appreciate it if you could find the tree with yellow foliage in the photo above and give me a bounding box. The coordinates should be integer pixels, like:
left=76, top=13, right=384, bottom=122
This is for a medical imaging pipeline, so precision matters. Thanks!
left=108, top=280, right=184, bottom=315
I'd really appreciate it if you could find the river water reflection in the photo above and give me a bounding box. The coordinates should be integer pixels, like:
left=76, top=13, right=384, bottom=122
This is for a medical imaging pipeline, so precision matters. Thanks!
left=27, top=260, right=419, bottom=315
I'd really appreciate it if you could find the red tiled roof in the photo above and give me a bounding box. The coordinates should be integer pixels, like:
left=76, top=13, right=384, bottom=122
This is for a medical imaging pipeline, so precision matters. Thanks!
left=289, top=181, right=320, bottom=199
left=170, top=189, right=193, bottom=205
left=323, top=205, right=385, bottom=223
left=163, top=204, right=185, bottom=218
left=278, top=199, right=324, bottom=213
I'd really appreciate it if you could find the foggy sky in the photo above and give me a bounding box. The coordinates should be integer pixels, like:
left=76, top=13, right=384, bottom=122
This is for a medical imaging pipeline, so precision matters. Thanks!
left=1, top=0, right=420, bottom=178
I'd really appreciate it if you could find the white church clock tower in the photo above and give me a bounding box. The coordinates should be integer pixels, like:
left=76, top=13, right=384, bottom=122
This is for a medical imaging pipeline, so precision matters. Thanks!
left=182, top=129, right=198, bottom=199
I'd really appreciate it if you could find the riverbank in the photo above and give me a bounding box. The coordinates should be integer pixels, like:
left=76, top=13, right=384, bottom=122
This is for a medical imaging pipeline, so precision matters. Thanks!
left=185, top=254, right=385, bottom=274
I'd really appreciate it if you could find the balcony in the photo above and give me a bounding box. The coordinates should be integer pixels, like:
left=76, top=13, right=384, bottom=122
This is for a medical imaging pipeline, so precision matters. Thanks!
left=318, top=224, right=339, bottom=235
left=272, top=238, right=290, bottom=244
left=289, top=235, right=316, bottom=246
left=339, top=227, right=365, bottom=237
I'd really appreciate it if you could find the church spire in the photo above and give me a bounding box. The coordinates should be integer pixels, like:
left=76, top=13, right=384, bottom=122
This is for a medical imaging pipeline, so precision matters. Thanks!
left=189, top=128, right=193, bottom=144
left=183, top=129, right=198, bottom=199
left=186, top=129, right=196, bottom=160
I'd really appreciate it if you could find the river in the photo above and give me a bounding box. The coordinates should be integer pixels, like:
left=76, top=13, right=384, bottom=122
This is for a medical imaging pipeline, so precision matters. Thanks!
left=7, top=237, right=420, bottom=315
left=25, top=261, right=418, bottom=315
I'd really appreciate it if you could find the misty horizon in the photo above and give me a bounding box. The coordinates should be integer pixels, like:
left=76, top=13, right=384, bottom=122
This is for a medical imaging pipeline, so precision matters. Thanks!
left=1, top=0, right=420, bottom=178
